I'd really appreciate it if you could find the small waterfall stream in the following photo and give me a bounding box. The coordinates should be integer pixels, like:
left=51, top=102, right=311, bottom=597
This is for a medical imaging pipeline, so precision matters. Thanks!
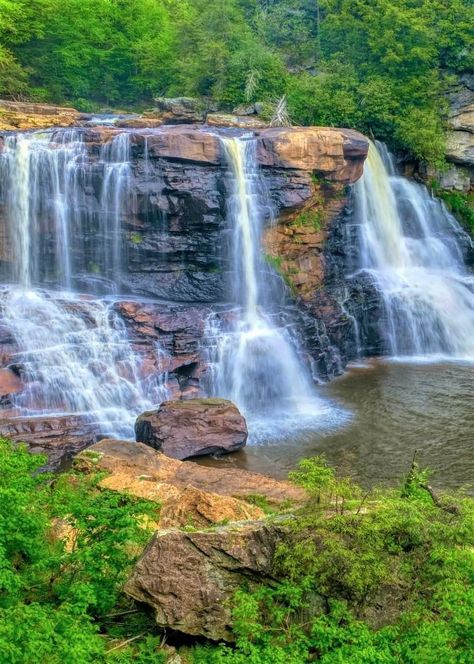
left=206, top=137, right=341, bottom=438
left=353, top=142, right=474, bottom=359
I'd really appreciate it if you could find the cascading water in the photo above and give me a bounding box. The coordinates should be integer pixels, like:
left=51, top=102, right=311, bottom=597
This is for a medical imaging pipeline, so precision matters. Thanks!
left=353, top=142, right=474, bottom=359
left=2, top=289, right=167, bottom=436
left=0, top=129, right=167, bottom=439
left=206, top=137, right=342, bottom=438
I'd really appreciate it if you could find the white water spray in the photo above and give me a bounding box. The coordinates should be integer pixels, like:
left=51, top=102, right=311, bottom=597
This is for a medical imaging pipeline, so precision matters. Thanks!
left=354, top=142, right=474, bottom=358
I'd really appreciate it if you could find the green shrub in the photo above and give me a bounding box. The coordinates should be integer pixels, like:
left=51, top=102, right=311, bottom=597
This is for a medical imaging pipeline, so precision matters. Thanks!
left=0, top=438, right=159, bottom=663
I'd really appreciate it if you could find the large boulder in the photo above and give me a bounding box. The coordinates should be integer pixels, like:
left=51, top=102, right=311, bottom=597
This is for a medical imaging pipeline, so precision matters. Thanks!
left=151, top=97, right=210, bottom=124
left=74, top=438, right=306, bottom=509
left=0, top=414, right=99, bottom=469
left=133, top=126, right=221, bottom=164
left=125, top=521, right=283, bottom=641
left=135, top=398, right=248, bottom=460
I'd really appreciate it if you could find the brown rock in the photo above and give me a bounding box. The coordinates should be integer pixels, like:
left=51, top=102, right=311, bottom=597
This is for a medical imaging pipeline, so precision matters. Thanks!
left=135, top=398, right=248, bottom=460
left=206, top=113, right=267, bottom=129
left=115, top=118, right=164, bottom=129
left=74, top=438, right=306, bottom=508
left=0, top=414, right=99, bottom=469
left=125, top=521, right=282, bottom=640
left=158, top=485, right=264, bottom=528
left=255, top=126, right=368, bottom=183
left=152, top=97, right=209, bottom=124
left=134, top=127, right=221, bottom=164
left=0, top=100, right=80, bottom=131
left=0, top=368, right=22, bottom=396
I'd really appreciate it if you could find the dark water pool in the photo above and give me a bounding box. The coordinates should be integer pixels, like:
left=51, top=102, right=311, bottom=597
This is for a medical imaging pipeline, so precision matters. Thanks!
left=198, top=360, right=474, bottom=491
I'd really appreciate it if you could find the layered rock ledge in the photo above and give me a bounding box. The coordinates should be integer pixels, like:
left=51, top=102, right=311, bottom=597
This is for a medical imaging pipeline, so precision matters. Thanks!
left=75, top=439, right=305, bottom=531
left=0, top=100, right=81, bottom=131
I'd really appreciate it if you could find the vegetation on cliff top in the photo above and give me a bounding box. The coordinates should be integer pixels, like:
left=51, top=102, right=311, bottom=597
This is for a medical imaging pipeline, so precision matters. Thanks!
left=1, top=0, right=473, bottom=164
left=1, top=439, right=472, bottom=663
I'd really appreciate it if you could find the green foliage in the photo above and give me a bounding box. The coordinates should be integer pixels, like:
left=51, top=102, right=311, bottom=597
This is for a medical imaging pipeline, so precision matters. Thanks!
left=0, top=438, right=159, bottom=663
left=1, top=441, right=473, bottom=662
left=1, top=0, right=472, bottom=163
left=439, top=191, right=474, bottom=234
left=291, top=208, right=323, bottom=232
left=192, top=455, right=474, bottom=663
left=240, top=494, right=276, bottom=515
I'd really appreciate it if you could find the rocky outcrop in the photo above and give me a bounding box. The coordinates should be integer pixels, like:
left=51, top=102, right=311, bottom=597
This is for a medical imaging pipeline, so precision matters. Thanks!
left=158, top=485, right=264, bottom=529
left=150, top=97, right=211, bottom=124
left=135, top=126, right=220, bottom=163
left=445, top=75, right=474, bottom=190
left=74, top=438, right=306, bottom=508
left=0, top=367, right=22, bottom=399
left=135, top=398, right=248, bottom=459
left=256, top=127, right=368, bottom=183
left=0, top=121, right=370, bottom=460
left=125, top=520, right=283, bottom=641
left=0, top=100, right=80, bottom=131
left=0, top=414, right=100, bottom=469
left=206, top=113, right=267, bottom=129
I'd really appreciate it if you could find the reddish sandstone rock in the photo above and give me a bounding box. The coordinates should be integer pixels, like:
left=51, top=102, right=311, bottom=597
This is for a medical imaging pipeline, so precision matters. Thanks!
left=0, top=368, right=22, bottom=397
left=136, top=126, right=221, bottom=164
left=74, top=439, right=306, bottom=508
left=0, top=414, right=99, bottom=469
left=255, top=126, right=368, bottom=182
left=135, top=398, right=248, bottom=460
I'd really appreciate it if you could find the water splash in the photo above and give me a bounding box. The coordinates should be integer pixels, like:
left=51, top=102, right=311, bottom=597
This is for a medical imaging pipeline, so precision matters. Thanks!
left=354, top=142, right=474, bottom=359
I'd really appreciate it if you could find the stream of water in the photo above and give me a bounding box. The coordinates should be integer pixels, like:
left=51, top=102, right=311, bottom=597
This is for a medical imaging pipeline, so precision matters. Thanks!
left=0, top=130, right=472, bottom=481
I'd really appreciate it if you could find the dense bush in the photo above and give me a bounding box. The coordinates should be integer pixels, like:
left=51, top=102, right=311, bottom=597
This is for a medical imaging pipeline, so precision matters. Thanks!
left=0, top=440, right=472, bottom=662
left=192, top=456, right=474, bottom=663
left=0, top=438, right=162, bottom=663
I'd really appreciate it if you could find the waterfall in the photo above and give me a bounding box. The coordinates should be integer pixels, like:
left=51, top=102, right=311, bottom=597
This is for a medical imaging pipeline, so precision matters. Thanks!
left=0, top=130, right=134, bottom=291
left=353, top=142, right=474, bottom=358
left=0, top=129, right=168, bottom=439
left=2, top=289, right=167, bottom=437
left=0, top=131, right=87, bottom=288
left=206, top=137, right=340, bottom=437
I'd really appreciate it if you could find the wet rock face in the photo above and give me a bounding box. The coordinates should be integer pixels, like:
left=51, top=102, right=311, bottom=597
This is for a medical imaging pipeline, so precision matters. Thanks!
left=445, top=74, right=474, bottom=190
left=135, top=398, right=248, bottom=460
left=0, top=123, right=370, bottom=464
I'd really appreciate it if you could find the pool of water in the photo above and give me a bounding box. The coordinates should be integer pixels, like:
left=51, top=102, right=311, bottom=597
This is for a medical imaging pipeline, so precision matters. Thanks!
left=198, top=360, right=474, bottom=491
